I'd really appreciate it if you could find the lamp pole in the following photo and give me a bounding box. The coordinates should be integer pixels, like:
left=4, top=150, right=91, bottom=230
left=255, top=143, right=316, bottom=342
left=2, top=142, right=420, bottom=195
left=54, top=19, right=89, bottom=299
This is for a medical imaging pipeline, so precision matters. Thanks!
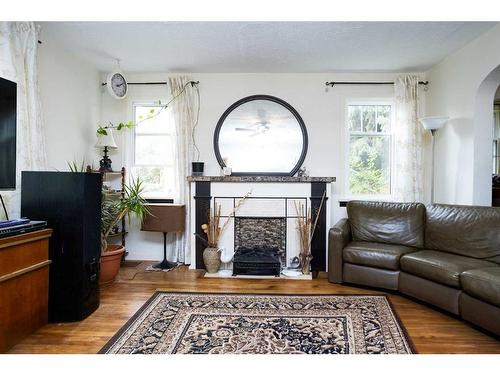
left=430, top=129, right=437, bottom=204
left=419, top=117, right=449, bottom=205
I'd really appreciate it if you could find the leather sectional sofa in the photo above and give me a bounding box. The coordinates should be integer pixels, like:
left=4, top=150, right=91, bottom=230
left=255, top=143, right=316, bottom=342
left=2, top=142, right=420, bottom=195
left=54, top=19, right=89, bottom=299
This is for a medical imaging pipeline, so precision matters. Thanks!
left=328, top=201, right=500, bottom=337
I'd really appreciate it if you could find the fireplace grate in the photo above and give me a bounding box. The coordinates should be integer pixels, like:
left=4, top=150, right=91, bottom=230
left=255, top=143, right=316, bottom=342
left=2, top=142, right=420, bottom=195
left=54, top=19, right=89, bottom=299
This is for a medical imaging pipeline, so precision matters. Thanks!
left=232, top=247, right=281, bottom=277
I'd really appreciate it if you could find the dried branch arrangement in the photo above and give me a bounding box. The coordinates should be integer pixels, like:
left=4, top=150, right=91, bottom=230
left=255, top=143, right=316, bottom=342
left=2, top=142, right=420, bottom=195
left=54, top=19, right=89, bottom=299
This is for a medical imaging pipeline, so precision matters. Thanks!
left=294, top=191, right=327, bottom=274
left=197, top=190, right=252, bottom=248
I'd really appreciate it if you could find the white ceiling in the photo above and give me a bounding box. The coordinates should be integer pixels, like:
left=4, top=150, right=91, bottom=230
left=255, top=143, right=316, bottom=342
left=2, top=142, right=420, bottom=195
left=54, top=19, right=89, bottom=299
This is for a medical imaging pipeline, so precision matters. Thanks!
left=39, top=22, right=497, bottom=73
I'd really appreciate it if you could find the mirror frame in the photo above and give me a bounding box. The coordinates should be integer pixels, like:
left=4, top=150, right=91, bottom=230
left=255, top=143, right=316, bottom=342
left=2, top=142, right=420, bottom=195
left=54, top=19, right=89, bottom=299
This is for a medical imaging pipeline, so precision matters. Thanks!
left=213, top=95, right=308, bottom=176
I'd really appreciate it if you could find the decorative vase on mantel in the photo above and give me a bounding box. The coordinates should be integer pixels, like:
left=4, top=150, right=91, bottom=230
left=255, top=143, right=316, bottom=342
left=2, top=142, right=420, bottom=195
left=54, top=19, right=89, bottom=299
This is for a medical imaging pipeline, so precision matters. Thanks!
left=203, top=247, right=221, bottom=273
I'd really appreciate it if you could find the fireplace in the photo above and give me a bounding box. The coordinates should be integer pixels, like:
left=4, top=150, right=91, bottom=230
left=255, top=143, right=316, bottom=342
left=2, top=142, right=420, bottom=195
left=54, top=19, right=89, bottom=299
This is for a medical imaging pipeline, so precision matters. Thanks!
left=188, top=176, right=335, bottom=274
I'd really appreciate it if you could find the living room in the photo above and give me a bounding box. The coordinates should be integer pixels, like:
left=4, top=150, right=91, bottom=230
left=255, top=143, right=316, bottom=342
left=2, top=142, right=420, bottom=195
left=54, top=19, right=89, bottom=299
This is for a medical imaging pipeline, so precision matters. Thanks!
left=1, top=0, right=500, bottom=371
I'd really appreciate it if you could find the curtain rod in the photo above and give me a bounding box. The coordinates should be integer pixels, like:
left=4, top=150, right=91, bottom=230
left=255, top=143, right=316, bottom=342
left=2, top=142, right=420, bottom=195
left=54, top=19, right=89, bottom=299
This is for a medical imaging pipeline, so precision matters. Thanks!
left=101, top=81, right=199, bottom=87
left=101, top=82, right=167, bottom=86
left=325, top=80, right=429, bottom=87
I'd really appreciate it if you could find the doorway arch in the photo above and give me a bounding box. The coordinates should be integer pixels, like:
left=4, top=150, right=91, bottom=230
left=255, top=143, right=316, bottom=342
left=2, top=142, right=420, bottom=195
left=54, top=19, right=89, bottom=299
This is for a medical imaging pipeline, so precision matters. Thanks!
left=473, top=65, right=500, bottom=206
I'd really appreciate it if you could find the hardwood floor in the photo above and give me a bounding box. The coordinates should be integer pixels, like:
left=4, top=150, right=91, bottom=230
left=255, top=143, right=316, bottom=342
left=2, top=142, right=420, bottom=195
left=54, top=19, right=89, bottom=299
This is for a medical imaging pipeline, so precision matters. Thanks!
left=8, top=264, right=500, bottom=354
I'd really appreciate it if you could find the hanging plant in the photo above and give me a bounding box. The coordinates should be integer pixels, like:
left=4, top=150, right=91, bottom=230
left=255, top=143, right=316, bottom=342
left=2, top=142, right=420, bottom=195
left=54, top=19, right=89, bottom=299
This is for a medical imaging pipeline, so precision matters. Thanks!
left=95, top=80, right=200, bottom=140
left=96, top=120, right=135, bottom=136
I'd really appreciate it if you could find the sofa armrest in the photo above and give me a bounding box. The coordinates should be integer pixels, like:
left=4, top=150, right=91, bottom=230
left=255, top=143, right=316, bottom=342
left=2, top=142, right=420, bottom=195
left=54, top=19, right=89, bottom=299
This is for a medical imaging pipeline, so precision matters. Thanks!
left=328, top=218, right=351, bottom=283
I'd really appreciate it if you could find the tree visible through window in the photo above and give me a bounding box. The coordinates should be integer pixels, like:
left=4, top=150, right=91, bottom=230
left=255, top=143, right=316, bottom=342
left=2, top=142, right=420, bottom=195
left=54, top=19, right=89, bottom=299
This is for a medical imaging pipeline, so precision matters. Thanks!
left=347, top=104, right=392, bottom=195
left=133, top=105, right=175, bottom=198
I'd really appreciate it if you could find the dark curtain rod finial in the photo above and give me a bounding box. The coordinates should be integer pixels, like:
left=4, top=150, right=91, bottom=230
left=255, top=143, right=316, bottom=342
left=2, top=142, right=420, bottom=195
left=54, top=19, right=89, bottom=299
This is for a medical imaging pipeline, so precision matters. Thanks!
left=325, top=80, right=429, bottom=87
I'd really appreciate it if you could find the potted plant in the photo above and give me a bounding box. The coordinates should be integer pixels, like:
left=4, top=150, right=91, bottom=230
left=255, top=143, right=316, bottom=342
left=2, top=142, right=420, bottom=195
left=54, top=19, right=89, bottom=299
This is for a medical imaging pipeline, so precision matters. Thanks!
left=100, top=178, right=149, bottom=284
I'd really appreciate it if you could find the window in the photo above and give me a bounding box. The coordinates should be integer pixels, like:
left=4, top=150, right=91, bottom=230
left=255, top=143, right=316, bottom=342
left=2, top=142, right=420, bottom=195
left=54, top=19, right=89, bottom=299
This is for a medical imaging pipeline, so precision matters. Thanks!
left=132, top=104, right=175, bottom=198
left=346, top=103, right=393, bottom=196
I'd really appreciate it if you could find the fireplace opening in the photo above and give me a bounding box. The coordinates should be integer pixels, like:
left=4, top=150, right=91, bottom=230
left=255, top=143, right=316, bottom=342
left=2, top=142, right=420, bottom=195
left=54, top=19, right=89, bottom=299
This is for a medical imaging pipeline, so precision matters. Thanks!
left=233, top=217, right=286, bottom=276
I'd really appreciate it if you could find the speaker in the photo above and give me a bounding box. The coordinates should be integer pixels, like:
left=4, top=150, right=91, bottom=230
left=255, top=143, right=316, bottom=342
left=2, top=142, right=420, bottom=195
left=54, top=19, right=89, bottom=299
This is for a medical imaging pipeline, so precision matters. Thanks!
left=21, top=171, right=102, bottom=322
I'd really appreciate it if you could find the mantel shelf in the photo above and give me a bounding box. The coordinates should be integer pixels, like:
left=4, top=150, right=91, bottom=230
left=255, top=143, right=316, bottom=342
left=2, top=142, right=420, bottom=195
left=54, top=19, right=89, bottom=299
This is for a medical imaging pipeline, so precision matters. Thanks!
left=187, top=176, right=336, bottom=183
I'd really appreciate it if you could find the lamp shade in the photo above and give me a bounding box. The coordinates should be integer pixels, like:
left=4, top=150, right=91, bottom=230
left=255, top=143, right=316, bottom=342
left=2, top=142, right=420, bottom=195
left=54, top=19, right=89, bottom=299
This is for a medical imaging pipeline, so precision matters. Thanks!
left=95, top=130, right=118, bottom=149
left=419, top=116, right=449, bottom=131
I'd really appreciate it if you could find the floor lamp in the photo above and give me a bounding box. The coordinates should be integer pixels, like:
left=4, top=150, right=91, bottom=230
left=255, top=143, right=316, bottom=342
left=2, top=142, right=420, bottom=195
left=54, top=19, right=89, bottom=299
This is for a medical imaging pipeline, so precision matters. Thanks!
left=419, top=116, right=449, bottom=204
left=141, top=203, right=186, bottom=269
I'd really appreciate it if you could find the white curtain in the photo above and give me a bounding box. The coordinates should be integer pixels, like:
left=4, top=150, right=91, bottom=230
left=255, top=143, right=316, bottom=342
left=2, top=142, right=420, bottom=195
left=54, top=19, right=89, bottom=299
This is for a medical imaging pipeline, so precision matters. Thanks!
left=393, top=75, right=425, bottom=202
left=0, top=22, right=46, bottom=219
left=167, top=76, right=199, bottom=264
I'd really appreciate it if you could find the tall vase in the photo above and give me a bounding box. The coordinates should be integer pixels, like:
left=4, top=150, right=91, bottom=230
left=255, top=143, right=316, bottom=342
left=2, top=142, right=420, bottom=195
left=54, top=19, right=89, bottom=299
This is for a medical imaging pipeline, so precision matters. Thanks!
left=301, top=254, right=312, bottom=275
left=203, top=247, right=221, bottom=273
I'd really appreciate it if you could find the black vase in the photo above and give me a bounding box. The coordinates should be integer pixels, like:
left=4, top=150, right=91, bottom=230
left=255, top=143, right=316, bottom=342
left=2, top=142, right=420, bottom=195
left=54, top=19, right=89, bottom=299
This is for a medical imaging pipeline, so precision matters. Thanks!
left=192, top=162, right=204, bottom=176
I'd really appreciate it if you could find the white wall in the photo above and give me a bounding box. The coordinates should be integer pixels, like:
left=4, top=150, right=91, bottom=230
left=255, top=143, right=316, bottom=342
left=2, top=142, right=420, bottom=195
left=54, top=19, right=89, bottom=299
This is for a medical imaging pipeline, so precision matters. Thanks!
left=425, top=24, right=500, bottom=205
left=36, top=36, right=432, bottom=262
left=38, top=32, right=102, bottom=171
left=102, top=72, right=427, bottom=261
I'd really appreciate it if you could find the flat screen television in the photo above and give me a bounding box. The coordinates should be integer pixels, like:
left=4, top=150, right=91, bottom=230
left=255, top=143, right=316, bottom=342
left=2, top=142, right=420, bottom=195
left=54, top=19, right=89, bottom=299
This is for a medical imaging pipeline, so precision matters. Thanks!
left=0, top=77, right=17, bottom=190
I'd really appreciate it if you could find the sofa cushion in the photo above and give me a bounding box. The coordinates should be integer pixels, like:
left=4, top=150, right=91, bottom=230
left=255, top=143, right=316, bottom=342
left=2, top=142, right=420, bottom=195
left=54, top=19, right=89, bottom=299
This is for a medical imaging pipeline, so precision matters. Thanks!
left=400, top=250, right=495, bottom=288
left=461, top=267, right=500, bottom=307
left=347, top=201, right=425, bottom=248
left=486, top=255, right=500, bottom=265
left=425, top=204, right=500, bottom=259
left=343, top=241, right=416, bottom=270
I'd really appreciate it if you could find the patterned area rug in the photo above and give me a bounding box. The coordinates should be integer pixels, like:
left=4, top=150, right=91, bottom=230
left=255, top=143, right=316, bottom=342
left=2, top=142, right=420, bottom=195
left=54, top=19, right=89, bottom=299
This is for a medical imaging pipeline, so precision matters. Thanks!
left=100, top=292, right=415, bottom=354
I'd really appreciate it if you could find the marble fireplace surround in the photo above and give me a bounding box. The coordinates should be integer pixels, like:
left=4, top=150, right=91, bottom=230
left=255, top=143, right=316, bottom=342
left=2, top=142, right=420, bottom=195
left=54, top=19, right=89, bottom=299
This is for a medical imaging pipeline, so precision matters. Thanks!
left=188, top=176, right=335, bottom=275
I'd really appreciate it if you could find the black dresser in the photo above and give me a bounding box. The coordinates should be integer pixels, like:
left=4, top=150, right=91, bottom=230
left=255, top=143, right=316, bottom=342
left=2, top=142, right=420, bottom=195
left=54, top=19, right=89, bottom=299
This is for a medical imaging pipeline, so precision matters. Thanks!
left=21, top=171, right=102, bottom=322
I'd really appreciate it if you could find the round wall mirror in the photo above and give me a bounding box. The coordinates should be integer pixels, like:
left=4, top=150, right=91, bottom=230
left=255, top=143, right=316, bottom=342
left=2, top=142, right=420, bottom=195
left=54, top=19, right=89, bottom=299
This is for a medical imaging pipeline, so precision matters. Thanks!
left=214, top=95, right=308, bottom=176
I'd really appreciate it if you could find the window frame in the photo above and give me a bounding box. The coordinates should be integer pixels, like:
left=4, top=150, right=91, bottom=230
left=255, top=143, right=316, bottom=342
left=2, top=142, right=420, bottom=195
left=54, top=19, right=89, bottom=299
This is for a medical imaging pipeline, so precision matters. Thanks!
left=344, top=99, right=395, bottom=200
left=131, top=101, right=176, bottom=199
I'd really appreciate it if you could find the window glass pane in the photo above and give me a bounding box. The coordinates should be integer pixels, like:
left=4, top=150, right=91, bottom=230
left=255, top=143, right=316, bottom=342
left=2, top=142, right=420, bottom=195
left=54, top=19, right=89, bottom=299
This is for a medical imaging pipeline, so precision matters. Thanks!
left=135, top=135, right=173, bottom=165
left=349, top=135, right=391, bottom=195
left=376, top=105, right=391, bottom=133
left=133, top=166, right=175, bottom=198
left=135, top=106, right=173, bottom=134
left=362, top=106, right=376, bottom=132
left=348, top=106, right=361, bottom=131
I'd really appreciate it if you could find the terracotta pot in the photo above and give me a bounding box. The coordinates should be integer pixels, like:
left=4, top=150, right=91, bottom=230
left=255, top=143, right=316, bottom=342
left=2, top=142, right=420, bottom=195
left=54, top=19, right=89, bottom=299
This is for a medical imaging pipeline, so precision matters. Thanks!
left=203, top=247, right=221, bottom=273
left=100, top=244, right=125, bottom=284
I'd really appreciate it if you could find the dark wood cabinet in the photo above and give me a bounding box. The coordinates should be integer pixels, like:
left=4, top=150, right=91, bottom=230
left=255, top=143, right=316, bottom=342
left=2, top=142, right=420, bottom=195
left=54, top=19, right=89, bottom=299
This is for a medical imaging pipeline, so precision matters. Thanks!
left=0, top=229, right=52, bottom=352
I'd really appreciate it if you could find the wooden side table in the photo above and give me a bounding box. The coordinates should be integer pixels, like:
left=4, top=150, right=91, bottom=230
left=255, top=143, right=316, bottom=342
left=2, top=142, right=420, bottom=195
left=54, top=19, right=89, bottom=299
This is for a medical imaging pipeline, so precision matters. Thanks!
left=0, top=229, right=52, bottom=352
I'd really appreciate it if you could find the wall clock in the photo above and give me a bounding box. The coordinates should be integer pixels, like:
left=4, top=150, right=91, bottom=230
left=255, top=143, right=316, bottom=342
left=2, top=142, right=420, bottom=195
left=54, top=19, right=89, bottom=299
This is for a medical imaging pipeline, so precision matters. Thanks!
left=106, top=71, right=128, bottom=99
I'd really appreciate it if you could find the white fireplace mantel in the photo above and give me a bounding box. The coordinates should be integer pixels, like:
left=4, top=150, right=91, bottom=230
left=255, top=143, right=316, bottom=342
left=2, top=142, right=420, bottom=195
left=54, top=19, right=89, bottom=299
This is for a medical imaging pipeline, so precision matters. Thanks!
left=188, top=176, right=335, bottom=274
left=187, top=176, right=336, bottom=183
